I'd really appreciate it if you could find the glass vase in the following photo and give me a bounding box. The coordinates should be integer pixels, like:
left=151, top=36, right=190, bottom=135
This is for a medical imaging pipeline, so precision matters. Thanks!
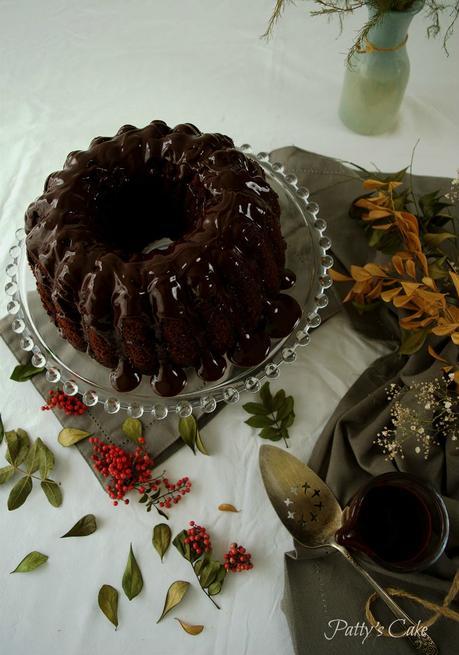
left=338, top=1, right=424, bottom=135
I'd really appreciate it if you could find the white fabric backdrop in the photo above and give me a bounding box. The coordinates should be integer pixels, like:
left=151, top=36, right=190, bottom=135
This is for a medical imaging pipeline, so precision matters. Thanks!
left=0, top=2, right=457, bottom=655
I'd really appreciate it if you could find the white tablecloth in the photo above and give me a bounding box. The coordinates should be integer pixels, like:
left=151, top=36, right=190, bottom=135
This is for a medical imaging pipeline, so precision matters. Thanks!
left=0, top=2, right=457, bottom=655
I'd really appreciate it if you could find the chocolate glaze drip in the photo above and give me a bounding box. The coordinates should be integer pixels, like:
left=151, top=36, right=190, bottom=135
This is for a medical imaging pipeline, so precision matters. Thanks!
left=25, top=120, right=303, bottom=397
left=265, top=295, right=302, bottom=338
left=280, top=269, right=296, bottom=290
left=152, top=364, right=187, bottom=397
left=198, top=352, right=227, bottom=382
left=110, top=358, right=141, bottom=393
left=229, top=331, right=271, bottom=367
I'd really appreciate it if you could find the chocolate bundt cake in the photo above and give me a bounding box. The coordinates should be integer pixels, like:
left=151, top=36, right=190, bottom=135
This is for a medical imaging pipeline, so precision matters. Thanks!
left=25, top=120, right=301, bottom=396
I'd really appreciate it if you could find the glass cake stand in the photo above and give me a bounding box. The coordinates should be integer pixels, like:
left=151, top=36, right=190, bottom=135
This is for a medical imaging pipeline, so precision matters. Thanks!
left=4, top=146, right=333, bottom=418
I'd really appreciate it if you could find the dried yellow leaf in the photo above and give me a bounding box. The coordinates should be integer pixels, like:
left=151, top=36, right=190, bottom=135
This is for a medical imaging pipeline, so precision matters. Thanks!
left=330, top=269, right=352, bottom=282
left=362, top=179, right=387, bottom=189
left=368, top=209, right=392, bottom=219
left=58, top=428, right=91, bottom=447
left=450, top=272, right=459, bottom=298
left=218, top=503, right=240, bottom=513
left=381, top=287, right=401, bottom=303
left=427, top=345, right=448, bottom=363
left=350, top=265, right=371, bottom=282
left=175, top=618, right=204, bottom=635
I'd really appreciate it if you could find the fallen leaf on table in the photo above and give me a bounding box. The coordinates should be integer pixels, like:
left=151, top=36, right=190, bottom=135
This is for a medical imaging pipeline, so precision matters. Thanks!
left=41, top=479, right=63, bottom=507
left=121, top=418, right=142, bottom=443
left=218, top=503, right=240, bottom=512
left=153, top=523, right=171, bottom=562
left=122, top=544, right=143, bottom=600
left=8, top=475, right=33, bottom=510
left=61, top=514, right=97, bottom=538
left=10, top=362, right=44, bottom=382
left=98, top=584, right=119, bottom=628
left=157, top=580, right=190, bottom=623
left=175, top=618, right=204, bottom=635
left=11, top=551, right=48, bottom=573
left=58, top=427, right=91, bottom=447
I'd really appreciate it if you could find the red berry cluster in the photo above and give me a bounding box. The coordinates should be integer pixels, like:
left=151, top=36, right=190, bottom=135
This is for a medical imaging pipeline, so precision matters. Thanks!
left=224, top=543, right=253, bottom=572
left=41, top=389, right=87, bottom=416
left=157, top=477, right=192, bottom=510
left=184, top=521, right=212, bottom=556
left=89, top=437, right=154, bottom=503
left=88, top=437, right=192, bottom=513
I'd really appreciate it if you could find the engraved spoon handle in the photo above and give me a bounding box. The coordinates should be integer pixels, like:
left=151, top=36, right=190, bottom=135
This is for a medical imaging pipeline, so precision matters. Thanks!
left=332, top=543, right=438, bottom=655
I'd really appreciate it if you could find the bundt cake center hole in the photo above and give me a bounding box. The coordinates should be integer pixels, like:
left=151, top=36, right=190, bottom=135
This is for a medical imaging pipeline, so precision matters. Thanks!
left=94, top=172, right=192, bottom=259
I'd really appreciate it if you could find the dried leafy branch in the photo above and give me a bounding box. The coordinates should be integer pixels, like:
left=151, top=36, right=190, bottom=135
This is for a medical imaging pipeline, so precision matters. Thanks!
left=173, top=529, right=226, bottom=610
left=331, top=171, right=459, bottom=357
left=264, top=0, right=459, bottom=65
left=0, top=428, right=62, bottom=509
left=243, top=382, right=295, bottom=447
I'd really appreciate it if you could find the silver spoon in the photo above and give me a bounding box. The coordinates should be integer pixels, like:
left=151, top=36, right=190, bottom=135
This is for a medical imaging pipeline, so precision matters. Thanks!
left=259, top=445, right=438, bottom=655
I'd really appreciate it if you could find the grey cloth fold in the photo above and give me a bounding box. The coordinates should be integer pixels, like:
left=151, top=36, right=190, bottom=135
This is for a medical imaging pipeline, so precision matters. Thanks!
left=270, top=146, right=459, bottom=654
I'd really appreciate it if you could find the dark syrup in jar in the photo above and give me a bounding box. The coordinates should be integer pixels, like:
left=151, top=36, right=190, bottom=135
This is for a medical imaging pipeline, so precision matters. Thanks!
left=336, top=484, right=432, bottom=565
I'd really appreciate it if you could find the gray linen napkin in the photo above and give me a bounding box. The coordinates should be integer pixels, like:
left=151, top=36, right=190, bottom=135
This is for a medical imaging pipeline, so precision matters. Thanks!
left=270, top=146, right=459, bottom=654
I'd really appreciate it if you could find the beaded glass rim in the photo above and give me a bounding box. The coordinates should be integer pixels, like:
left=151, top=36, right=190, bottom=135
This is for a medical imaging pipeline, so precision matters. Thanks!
left=5, top=146, right=333, bottom=419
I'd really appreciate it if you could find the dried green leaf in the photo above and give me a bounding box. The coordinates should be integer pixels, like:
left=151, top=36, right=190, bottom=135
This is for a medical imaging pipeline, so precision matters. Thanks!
left=25, top=440, right=40, bottom=474
left=242, top=402, right=270, bottom=416
left=157, top=580, right=190, bottom=623
left=281, top=413, right=295, bottom=429
left=121, top=418, right=143, bottom=443
left=0, top=413, right=4, bottom=444
left=175, top=618, right=204, bottom=635
left=399, top=329, right=429, bottom=356
left=424, top=232, right=456, bottom=247
left=41, top=479, right=63, bottom=507
left=98, top=584, right=119, bottom=628
left=272, top=389, right=286, bottom=411
left=5, top=430, right=19, bottom=464
left=193, top=558, right=205, bottom=577
left=37, top=438, right=55, bottom=479
left=0, top=465, right=16, bottom=484
left=10, top=362, right=44, bottom=382
left=58, top=427, right=91, bottom=447
left=195, top=428, right=208, bottom=455
left=6, top=429, right=30, bottom=466
left=11, top=551, right=48, bottom=573
left=153, top=523, right=171, bottom=562
left=173, top=530, right=192, bottom=561
left=259, top=427, right=282, bottom=441
left=276, top=396, right=294, bottom=421
left=258, top=428, right=282, bottom=441
left=8, top=475, right=32, bottom=510
left=61, top=514, right=97, bottom=538
left=260, top=382, right=273, bottom=411
left=428, top=256, right=450, bottom=280
left=199, top=559, right=221, bottom=589
left=245, top=415, right=274, bottom=429
left=122, top=544, right=143, bottom=600
left=207, top=581, right=222, bottom=596
left=178, top=415, right=197, bottom=454
left=215, top=565, right=227, bottom=584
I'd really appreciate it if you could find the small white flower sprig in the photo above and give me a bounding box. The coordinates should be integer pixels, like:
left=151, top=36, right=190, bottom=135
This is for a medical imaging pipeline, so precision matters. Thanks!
left=375, top=374, right=459, bottom=461
left=446, top=169, right=459, bottom=204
